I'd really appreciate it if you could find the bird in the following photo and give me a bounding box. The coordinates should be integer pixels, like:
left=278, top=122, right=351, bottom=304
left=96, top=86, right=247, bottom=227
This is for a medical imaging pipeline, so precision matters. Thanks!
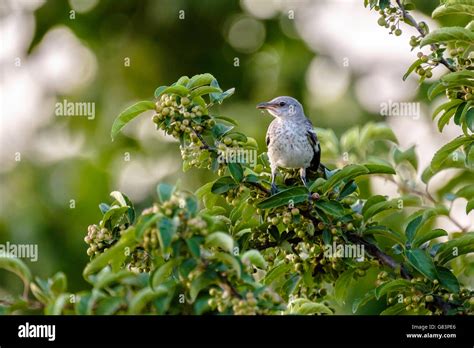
left=256, top=96, right=321, bottom=195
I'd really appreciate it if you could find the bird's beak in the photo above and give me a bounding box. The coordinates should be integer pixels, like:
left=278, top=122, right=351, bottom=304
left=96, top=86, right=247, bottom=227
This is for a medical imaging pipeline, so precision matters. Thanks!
left=256, top=101, right=278, bottom=110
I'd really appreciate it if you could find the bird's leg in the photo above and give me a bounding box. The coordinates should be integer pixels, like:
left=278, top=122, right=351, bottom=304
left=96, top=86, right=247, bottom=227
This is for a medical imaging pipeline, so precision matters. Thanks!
left=299, top=168, right=308, bottom=188
left=300, top=168, right=313, bottom=201
left=270, top=165, right=278, bottom=195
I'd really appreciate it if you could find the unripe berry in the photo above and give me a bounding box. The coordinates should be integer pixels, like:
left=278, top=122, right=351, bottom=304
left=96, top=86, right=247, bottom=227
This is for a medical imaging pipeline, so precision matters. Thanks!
left=181, top=97, right=190, bottom=106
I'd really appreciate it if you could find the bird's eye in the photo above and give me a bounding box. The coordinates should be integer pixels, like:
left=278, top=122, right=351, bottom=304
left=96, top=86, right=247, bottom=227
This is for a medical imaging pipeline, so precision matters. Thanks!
left=279, top=101, right=286, bottom=107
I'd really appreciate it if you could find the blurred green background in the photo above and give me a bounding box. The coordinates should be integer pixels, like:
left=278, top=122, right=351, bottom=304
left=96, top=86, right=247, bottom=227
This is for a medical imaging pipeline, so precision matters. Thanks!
left=1, top=0, right=470, bottom=297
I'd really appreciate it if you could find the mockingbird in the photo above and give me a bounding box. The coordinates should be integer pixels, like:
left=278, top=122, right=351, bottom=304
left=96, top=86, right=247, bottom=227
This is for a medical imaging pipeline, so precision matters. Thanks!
left=257, top=96, right=321, bottom=194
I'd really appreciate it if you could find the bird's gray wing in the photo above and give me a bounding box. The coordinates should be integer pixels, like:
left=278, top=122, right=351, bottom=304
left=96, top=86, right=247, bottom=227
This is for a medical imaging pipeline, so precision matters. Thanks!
left=306, top=127, right=321, bottom=171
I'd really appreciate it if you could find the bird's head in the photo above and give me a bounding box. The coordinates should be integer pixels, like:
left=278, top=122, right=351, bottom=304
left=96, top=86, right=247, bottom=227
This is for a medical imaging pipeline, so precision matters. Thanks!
left=256, top=96, right=304, bottom=119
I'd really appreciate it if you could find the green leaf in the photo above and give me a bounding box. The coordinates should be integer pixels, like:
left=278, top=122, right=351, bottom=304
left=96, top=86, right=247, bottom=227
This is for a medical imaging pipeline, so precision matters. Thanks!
left=436, top=233, right=474, bottom=264
left=210, top=88, right=235, bottom=104
left=94, top=269, right=135, bottom=289
left=213, top=115, right=238, bottom=126
left=406, top=249, right=438, bottom=281
left=157, top=183, right=175, bottom=203
left=334, top=269, right=355, bottom=304
left=205, top=232, right=234, bottom=253
left=363, top=225, right=405, bottom=245
left=352, top=289, right=376, bottom=313
left=0, top=256, right=32, bottom=295
left=363, top=195, right=421, bottom=220
left=228, top=163, right=243, bottom=182
left=403, top=59, right=423, bottom=81
left=50, top=272, right=67, bottom=295
left=364, top=163, right=396, bottom=175
left=393, top=146, right=418, bottom=171
left=375, top=279, right=412, bottom=299
left=436, top=266, right=460, bottom=293
left=420, top=27, right=474, bottom=47
left=135, top=213, right=161, bottom=239
left=431, top=135, right=474, bottom=171
left=467, top=199, right=474, bottom=214
left=282, top=274, right=301, bottom=298
left=128, top=286, right=168, bottom=314
left=159, top=85, right=190, bottom=97
left=186, top=73, right=215, bottom=89
left=189, top=270, right=217, bottom=302
left=264, top=263, right=291, bottom=285
left=380, top=303, right=407, bottom=315
left=96, top=297, right=123, bottom=315
left=257, top=187, right=308, bottom=209
left=438, top=105, right=459, bottom=132
left=412, top=229, right=448, bottom=248
left=433, top=3, right=474, bottom=18
left=211, top=123, right=233, bottom=138
left=379, top=0, right=389, bottom=10
left=442, top=70, right=474, bottom=83
left=321, top=164, right=369, bottom=193
left=359, top=122, right=398, bottom=148
left=362, top=195, right=387, bottom=216
left=213, top=252, right=241, bottom=278
left=154, top=85, right=168, bottom=98
left=317, top=200, right=346, bottom=217
left=110, top=101, right=155, bottom=140
left=186, top=236, right=202, bottom=258
left=190, top=86, right=222, bottom=99
left=110, top=191, right=135, bottom=223
left=406, top=215, right=423, bottom=243
left=151, top=260, right=176, bottom=290
left=241, top=250, right=267, bottom=269
left=211, top=176, right=238, bottom=194
left=422, top=150, right=467, bottom=183
left=45, top=294, right=69, bottom=315
left=466, top=107, right=474, bottom=132
left=432, top=99, right=464, bottom=121
left=176, top=76, right=190, bottom=86
left=158, top=217, right=176, bottom=251
left=427, top=82, right=446, bottom=100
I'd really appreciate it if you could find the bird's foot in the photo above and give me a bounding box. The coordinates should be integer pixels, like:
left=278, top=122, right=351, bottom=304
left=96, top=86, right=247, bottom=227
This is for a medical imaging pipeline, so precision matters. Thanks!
left=270, top=183, right=279, bottom=195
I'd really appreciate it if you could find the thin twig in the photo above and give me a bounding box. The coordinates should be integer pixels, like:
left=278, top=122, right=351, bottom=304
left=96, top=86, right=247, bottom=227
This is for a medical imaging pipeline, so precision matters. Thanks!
left=192, top=128, right=216, bottom=152
left=395, top=0, right=455, bottom=72
left=385, top=176, right=467, bottom=232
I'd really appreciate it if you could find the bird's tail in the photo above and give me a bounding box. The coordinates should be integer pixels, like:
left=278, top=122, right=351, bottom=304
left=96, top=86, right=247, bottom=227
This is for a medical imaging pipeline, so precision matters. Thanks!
left=308, top=162, right=329, bottom=179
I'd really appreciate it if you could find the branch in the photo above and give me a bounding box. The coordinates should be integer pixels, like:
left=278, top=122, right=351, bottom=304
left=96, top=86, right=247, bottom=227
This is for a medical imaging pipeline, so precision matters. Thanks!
left=385, top=176, right=468, bottom=232
left=395, top=0, right=455, bottom=72
left=192, top=128, right=216, bottom=152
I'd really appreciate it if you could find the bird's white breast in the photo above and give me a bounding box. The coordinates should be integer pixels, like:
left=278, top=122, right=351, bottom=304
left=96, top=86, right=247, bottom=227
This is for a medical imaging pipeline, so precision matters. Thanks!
left=267, top=119, right=313, bottom=169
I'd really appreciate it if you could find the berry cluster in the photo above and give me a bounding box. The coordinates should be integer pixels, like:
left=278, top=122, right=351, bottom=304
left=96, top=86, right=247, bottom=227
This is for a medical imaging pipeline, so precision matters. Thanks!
left=378, top=272, right=474, bottom=315
left=376, top=5, right=405, bottom=36
left=84, top=224, right=118, bottom=256
left=207, top=287, right=280, bottom=315
left=128, top=248, right=152, bottom=273
left=152, top=93, right=213, bottom=142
